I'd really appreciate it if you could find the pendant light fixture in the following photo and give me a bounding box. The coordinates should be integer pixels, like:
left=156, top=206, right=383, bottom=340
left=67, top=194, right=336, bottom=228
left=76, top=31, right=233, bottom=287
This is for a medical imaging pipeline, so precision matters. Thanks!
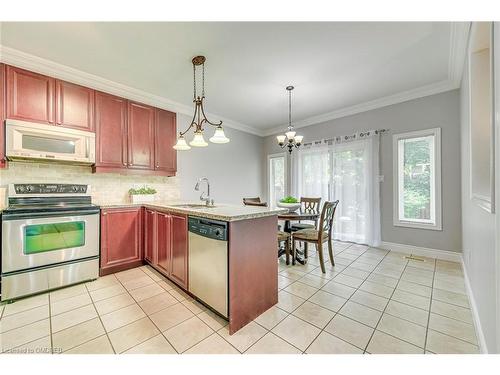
left=277, top=85, right=303, bottom=153
left=173, top=55, right=230, bottom=151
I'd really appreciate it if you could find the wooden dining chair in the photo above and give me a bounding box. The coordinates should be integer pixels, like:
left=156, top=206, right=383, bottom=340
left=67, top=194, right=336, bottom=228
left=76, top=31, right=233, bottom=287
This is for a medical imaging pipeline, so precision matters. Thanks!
left=278, top=231, right=291, bottom=265
left=291, top=197, right=322, bottom=231
left=243, top=197, right=268, bottom=207
left=291, top=200, right=339, bottom=273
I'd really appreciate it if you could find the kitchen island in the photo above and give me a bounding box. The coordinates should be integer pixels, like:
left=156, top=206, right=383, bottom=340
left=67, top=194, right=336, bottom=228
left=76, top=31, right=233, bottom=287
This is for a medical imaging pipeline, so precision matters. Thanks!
left=99, top=202, right=286, bottom=334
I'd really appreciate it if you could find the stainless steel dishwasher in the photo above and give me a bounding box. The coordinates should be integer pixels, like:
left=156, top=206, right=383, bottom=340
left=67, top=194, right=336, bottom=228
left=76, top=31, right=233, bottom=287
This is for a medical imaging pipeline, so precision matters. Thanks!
left=188, top=216, right=228, bottom=318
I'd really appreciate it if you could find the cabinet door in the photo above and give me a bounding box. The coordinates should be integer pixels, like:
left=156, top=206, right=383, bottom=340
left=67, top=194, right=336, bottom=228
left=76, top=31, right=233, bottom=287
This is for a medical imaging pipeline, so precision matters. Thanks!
left=56, top=80, right=95, bottom=131
left=95, top=91, right=128, bottom=168
left=144, top=209, right=156, bottom=264
left=154, top=109, right=177, bottom=174
left=170, top=214, right=188, bottom=289
left=0, top=64, right=6, bottom=168
left=6, top=66, right=55, bottom=124
left=156, top=212, right=172, bottom=276
left=100, top=207, right=142, bottom=274
left=128, top=101, right=155, bottom=170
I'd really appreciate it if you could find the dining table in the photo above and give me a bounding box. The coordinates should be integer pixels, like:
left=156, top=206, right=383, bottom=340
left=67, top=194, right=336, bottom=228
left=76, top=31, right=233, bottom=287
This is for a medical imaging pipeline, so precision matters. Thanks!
left=278, top=211, right=319, bottom=265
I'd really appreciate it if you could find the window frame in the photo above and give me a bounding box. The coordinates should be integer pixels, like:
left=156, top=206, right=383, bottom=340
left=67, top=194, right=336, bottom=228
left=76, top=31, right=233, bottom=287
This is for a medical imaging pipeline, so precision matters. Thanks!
left=393, top=127, right=442, bottom=231
left=267, top=152, right=287, bottom=207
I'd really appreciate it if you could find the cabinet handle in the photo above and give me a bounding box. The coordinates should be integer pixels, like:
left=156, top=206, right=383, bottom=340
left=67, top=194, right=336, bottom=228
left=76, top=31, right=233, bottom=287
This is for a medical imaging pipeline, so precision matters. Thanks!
left=102, top=212, right=107, bottom=216
left=123, top=163, right=126, bottom=166
left=129, top=163, right=133, bottom=166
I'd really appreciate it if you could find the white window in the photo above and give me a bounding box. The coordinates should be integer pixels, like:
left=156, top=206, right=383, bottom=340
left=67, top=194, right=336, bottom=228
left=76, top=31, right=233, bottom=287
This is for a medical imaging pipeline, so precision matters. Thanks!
left=393, top=128, right=442, bottom=230
left=268, top=153, right=287, bottom=208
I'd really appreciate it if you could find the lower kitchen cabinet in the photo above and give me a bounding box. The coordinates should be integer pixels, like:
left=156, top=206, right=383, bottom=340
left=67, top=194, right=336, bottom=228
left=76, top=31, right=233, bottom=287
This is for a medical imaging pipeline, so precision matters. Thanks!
left=143, top=210, right=188, bottom=289
left=170, top=214, right=188, bottom=288
left=144, top=208, right=156, bottom=264
left=100, top=207, right=143, bottom=275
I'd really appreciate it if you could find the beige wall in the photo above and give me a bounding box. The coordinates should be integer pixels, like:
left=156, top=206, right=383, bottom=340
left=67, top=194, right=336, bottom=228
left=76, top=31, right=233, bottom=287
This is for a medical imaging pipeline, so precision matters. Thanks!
left=0, top=162, right=180, bottom=207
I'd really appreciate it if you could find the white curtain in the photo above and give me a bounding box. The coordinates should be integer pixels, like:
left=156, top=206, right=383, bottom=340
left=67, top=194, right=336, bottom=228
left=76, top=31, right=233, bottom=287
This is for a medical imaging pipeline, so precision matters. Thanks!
left=294, top=134, right=381, bottom=247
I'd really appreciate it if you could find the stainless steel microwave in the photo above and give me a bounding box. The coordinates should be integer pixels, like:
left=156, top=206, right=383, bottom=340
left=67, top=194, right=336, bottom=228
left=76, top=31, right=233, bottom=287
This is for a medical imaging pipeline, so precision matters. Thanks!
left=5, top=119, right=95, bottom=165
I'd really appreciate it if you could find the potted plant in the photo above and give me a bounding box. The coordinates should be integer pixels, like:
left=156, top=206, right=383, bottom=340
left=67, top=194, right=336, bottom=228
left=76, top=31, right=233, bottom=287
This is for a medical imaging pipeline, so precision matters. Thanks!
left=128, top=186, right=157, bottom=204
left=277, top=196, right=301, bottom=212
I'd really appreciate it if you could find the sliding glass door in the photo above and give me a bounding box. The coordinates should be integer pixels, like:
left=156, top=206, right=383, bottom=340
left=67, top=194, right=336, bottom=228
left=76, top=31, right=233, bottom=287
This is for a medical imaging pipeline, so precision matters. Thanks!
left=296, top=137, right=380, bottom=246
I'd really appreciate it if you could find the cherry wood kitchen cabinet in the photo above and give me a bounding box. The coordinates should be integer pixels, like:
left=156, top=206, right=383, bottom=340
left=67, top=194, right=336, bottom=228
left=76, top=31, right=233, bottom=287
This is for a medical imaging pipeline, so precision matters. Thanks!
left=6, top=66, right=55, bottom=125
left=144, top=208, right=157, bottom=264
left=154, top=109, right=177, bottom=174
left=142, top=209, right=188, bottom=289
left=127, top=101, right=155, bottom=170
left=94, top=91, right=128, bottom=170
left=169, top=214, right=188, bottom=288
left=0, top=64, right=6, bottom=168
left=155, top=212, right=172, bottom=276
left=100, top=207, right=143, bottom=275
left=55, top=80, right=94, bottom=131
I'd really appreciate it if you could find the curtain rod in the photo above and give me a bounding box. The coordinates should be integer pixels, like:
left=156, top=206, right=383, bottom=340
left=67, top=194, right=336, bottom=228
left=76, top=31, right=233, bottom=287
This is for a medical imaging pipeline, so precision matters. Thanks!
left=302, top=128, right=390, bottom=147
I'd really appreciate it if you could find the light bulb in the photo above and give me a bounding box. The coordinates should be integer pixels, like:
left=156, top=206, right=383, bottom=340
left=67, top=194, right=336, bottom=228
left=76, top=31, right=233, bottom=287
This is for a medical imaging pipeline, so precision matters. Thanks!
left=189, top=131, right=208, bottom=147
left=209, top=126, right=230, bottom=144
left=294, top=135, right=303, bottom=145
left=173, top=135, right=191, bottom=150
left=286, top=130, right=296, bottom=139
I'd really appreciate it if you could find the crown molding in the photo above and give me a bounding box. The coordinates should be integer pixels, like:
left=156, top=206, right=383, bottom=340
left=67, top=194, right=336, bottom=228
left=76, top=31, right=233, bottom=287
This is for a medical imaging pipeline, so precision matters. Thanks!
left=449, top=22, right=471, bottom=87
left=0, top=44, right=264, bottom=137
left=263, top=79, right=457, bottom=136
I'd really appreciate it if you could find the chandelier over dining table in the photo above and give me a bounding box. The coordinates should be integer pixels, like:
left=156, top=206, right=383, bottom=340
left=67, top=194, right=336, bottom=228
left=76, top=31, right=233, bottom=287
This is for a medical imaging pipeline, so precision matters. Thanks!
left=277, top=85, right=303, bottom=153
left=173, top=55, right=230, bottom=151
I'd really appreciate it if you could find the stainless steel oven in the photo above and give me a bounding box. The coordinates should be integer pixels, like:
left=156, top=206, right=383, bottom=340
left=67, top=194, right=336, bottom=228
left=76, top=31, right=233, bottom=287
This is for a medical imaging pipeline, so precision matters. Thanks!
left=1, top=184, right=100, bottom=301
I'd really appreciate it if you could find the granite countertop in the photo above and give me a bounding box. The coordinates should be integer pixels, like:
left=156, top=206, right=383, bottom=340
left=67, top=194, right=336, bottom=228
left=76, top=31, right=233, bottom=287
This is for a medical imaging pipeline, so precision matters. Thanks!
left=98, top=201, right=287, bottom=222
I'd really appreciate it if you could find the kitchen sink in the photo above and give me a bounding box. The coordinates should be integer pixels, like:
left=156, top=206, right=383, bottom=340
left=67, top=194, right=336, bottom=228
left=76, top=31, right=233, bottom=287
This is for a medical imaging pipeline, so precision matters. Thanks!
left=170, top=204, right=218, bottom=209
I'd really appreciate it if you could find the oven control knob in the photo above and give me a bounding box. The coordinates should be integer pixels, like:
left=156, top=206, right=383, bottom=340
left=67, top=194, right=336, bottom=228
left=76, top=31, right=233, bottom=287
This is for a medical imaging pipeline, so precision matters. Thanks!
left=214, top=229, right=221, bottom=237
left=72, top=186, right=78, bottom=192
left=26, top=185, right=33, bottom=192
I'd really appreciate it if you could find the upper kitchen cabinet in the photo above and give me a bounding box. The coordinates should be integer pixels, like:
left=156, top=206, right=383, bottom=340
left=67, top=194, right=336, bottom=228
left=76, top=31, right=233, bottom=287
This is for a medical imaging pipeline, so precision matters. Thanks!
left=0, top=64, right=6, bottom=168
left=155, top=109, right=177, bottom=174
left=55, top=80, right=95, bottom=131
left=6, top=66, right=55, bottom=124
left=127, top=101, right=155, bottom=170
left=94, top=91, right=128, bottom=170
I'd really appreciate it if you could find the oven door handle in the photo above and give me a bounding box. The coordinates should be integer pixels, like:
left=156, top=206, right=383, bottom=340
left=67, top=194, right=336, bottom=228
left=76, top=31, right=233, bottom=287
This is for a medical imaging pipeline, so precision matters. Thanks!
left=1, top=209, right=100, bottom=221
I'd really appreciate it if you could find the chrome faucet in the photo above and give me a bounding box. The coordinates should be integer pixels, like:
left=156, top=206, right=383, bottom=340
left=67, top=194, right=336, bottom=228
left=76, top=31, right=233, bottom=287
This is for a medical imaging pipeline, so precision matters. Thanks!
left=194, top=177, right=213, bottom=206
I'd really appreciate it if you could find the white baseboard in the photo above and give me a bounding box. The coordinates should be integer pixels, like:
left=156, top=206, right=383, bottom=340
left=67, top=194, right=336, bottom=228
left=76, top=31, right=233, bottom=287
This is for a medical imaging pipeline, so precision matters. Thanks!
left=461, top=257, right=488, bottom=354
left=379, top=241, right=462, bottom=262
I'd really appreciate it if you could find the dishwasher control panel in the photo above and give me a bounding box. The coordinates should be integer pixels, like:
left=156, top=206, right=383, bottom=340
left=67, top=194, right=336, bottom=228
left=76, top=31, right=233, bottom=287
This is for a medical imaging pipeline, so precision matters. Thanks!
left=188, top=217, right=228, bottom=241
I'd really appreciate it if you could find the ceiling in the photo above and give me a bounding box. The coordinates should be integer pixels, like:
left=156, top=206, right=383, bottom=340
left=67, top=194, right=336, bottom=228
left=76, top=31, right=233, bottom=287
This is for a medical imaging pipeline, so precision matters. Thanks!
left=0, top=22, right=469, bottom=136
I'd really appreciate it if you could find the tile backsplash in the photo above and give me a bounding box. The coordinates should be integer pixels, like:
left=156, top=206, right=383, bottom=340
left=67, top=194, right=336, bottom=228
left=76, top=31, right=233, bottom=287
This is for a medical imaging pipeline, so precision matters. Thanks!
left=0, top=162, right=180, bottom=206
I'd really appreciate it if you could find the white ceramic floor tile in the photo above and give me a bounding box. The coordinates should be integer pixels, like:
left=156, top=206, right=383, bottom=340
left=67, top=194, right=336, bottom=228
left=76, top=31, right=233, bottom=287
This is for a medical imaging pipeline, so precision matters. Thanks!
left=430, top=300, right=473, bottom=324
left=432, top=288, right=470, bottom=308
left=321, top=281, right=357, bottom=299
left=0, top=305, right=49, bottom=333
left=350, top=290, right=389, bottom=311
left=366, top=330, right=423, bottom=354
left=149, top=303, right=194, bottom=332
left=377, top=314, right=426, bottom=348
left=52, top=318, right=105, bottom=353
left=245, top=332, right=302, bottom=354
left=185, top=333, right=239, bottom=354
left=254, top=306, right=289, bottom=330
left=107, top=317, right=159, bottom=353
left=124, top=334, right=177, bottom=354
left=309, top=290, right=348, bottom=312
left=324, top=314, right=374, bottom=349
left=100, top=304, right=146, bottom=332
left=426, top=329, right=479, bottom=354
left=277, top=290, right=305, bottom=313
left=51, top=304, right=97, bottom=333
left=272, top=315, right=321, bottom=351
left=292, top=301, right=335, bottom=329
left=218, top=321, right=267, bottom=352
left=428, top=313, right=477, bottom=344
left=305, top=331, right=362, bottom=354
left=283, top=281, right=318, bottom=299
left=333, top=273, right=364, bottom=288
left=0, top=319, right=50, bottom=352
left=385, top=300, right=429, bottom=327
left=338, top=301, right=382, bottom=328
left=65, top=335, right=114, bottom=354
left=359, top=281, right=394, bottom=298
left=2, top=294, right=48, bottom=317
left=197, top=310, right=229, bottom=331
left=94, top=293, right=136, bottom=316
left=391, top=289, right=430, bottom=310
left=164, top=316, right=214, bottom=353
